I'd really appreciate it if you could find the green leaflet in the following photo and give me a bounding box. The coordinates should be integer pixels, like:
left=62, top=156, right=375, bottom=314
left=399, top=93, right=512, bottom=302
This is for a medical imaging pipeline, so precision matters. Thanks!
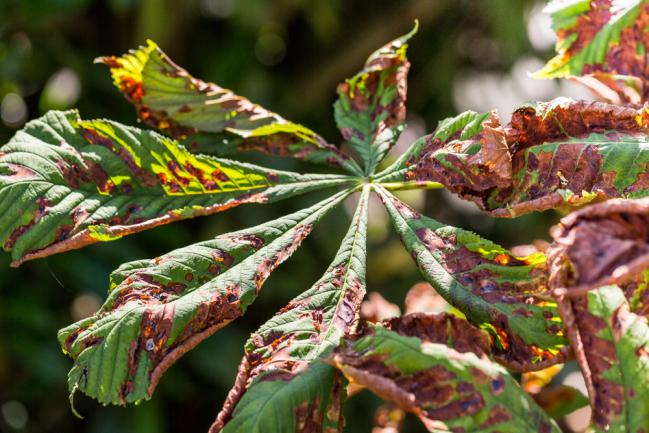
left=566, top=286, right=649, bottom=432
left=0, top=110, right=353, bottom=266
left=377, top=109, right=511, bottom=198
left=391, top=98, right=649, bottom=217
left=57, top=188, right=353, bottom=406
left=331, top=324, right=562, bottom=433
left=374, top=185, right=567, bottom=371
left=212, top=186, right=369, bottom=433
left=375, top=109, right=495, bottom=183
left=536, top=0, right=646, bottom=79
left=334, top=22, right=416, bottom=176
left=98, top=41, right=362, bottom=175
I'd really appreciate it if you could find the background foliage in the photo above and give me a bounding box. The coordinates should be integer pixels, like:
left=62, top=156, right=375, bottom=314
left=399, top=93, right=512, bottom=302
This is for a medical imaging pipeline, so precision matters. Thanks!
left=0, top=1, right=592, bottom=432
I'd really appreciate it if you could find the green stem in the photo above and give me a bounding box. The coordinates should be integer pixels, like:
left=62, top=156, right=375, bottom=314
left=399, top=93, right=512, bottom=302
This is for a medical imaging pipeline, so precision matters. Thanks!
left=377, top=180, right=444, bottom=191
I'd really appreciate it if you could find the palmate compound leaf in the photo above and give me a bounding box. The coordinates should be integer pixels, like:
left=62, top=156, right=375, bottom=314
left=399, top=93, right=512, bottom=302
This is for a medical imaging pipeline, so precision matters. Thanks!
left=330, top=323, right=562, bottom=433
left=333, top=22, right=416, bottom=175
left=378, top=98, right=649, bottom=217
left=97, top=41, right=363, bottom=176
left=535, top=0, right=649, bottom=105
left=0, top=110, right=354, bottom=266
left=374, top=185, right=569, bottom=371
left=209, top=185, right=369, bottom=433
left=57, top=188, right=354, bottom=406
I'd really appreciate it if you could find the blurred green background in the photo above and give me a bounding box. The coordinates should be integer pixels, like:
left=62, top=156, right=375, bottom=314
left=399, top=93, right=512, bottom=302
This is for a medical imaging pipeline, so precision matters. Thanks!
left=0, top=1, right=591, bottom=432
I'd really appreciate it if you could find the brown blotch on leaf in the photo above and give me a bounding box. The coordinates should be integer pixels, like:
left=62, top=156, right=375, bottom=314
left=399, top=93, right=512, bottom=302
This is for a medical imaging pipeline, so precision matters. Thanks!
left=407, top=111, right=511, bottom=197
left=406, top=99, right=649, bottom=217
left=295, top=398, right=324, bottom=433
left=548, top=197, right=649, bottom=295
left=372, top=403, right=405, bottom=433
left=254, top=224, right=313, bottom=293
left=385, top=312, right=490, bottom=358
left=547, top=199, right=649, bottom=428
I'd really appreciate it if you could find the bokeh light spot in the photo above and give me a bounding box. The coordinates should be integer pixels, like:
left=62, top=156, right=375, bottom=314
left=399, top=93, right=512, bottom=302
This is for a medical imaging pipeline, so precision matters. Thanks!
left=1, top=93, right=27, bottom=128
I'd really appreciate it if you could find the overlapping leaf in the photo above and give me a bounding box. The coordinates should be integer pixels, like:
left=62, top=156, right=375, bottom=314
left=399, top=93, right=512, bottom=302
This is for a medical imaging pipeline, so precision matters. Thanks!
left=331, top=324, right=562, bottom=433
left=374, top=109, right=491, bottom=186
left=385, top=98, right=649, bottom=217
left=0, top=110, right=352, bottom=266
left=378, top=109, right=511, bottom=194
left=58, top=189, right=352, bottom=406
left=536, top=0, right=649, bottom=104
left=210, top=187, right=369, bottom=433
left=98, top=41, right=362, bottom=174
left=334, top=23, right=416, bottom=175
left=375, top=185, right=567, bottom=371
left=547, top=197, right=649, bottom=429
left=548, top=197, right=649, bottom=311
left=551, top=286, right=649, bottom=431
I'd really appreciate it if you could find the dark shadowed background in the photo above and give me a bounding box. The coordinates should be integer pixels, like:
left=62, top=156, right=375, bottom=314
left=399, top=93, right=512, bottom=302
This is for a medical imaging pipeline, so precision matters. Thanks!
left=0, top=1, right=592, bottom=432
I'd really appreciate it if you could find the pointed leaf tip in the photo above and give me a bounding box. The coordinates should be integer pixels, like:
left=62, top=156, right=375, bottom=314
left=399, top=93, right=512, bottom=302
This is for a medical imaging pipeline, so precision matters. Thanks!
left=212, top=187, right=369, bottom=432
left=98, top=40, right=361, bottom=174
left=59, top=190, right=352, bottom=407
left=334, top=28, right=413, bottom=175
left=0, top=110, right=351, bottom=265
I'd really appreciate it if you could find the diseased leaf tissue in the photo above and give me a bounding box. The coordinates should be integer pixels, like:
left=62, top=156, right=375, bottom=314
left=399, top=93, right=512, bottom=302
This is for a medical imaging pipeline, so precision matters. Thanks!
left=6, top=1, right=649, bottom=431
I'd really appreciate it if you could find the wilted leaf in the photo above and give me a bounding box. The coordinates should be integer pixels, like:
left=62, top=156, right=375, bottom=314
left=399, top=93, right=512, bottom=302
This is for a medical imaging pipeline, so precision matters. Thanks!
left=389, top=98, right=649, bottom=217
left=0, top=110, right=352, bottom=266
left=331, top=324, right=562, bottom=433
left=551, top=286, right=649, bottom=431
left=548, top=197, right=649, bottom=313
left=97, top=41, right=362, bottom=175
left=536, top=0, right=649, bottom=104
left=209, top=186, right=370, bottom=433
left=334, top=23, right=416, bottom=175
left=548, top=200, right=649, bottom=429
left=375, top=185, right=568, bottom=371
left=58, top=189, right=352, bottom=406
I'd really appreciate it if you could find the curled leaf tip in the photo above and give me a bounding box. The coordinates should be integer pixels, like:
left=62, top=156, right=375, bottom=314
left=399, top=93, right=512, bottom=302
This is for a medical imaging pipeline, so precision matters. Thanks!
left=69, top=383, right=84, bottom=419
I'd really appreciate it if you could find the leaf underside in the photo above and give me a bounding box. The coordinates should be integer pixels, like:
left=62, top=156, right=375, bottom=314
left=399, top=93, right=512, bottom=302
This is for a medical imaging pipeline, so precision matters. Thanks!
left=98, top=40, right=362, bottom=175
left=58, top=189, right=352, bottom=406
left=0, top=110, right=351, bottom=266
left=548, top=196, right=649, bottom=310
